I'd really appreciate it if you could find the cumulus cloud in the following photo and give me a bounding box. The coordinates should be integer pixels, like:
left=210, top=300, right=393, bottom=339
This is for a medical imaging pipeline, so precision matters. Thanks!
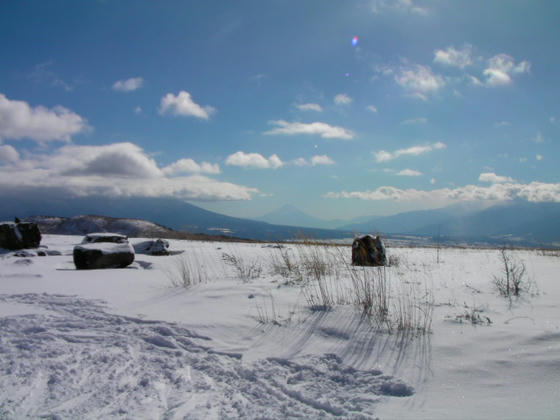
left=401, top=117, right=427, bottom=125
left=397, top=169, right=423, bottom=176
left=394, top=65, right=445, bottom=99
left=478, top=172, right=515, bottom=184
left=326, top=181, right=560, bottom=203
left=296, top=103, right=323, bottom=112
left=483, top=54, right=531, bottom=87
left=112, top=77, right=144, bottom=92
left=225, top=151, right=284, bottom=169
left=162, top=158, right=221, bottom=175
left=0, top=142, right=258, bottom=201
left=374, top=142, right=446, bottom=162
left=0, top=145, right=19, bottom=163
left=366, top=105, right=378, bottom=113
left=334, top=93, right=352, bottom=105
left=293, top=155, right=336, bottom=166
left=159, top=91, right=216, bottom=119
left=264, top=120, right=354, bottom=140
left=0, top=94, right=88, bottom=142
left=433, top=45, right=473, bottom=69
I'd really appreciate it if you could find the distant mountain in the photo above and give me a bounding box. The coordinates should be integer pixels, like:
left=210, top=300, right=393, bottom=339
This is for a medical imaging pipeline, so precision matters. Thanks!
left=1, top=195, right=352, bottom=241
left=414, top=201, right=560, bottom=245
left=255, top=204, right=348, bottom=229
left=337, top=202, right=484, bottom=234
left=338, top=201, right=560, bottom=246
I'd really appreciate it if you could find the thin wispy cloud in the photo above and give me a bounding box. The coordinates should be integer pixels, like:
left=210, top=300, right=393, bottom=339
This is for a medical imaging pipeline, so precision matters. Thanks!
left=397, top=169, right=423, bottom=176
left=0, top=94, right=88, bottom=142
left=112, top=77, right=144, bottom=92
left=296, top=103, right=323, bottom=112
left=371, top=0, right=428, bottom=16
left=334, top=93, right=352, bottom=105
left=264, top=120, right=354, bottom=140
left=433, top=45, right=473, bottom=69
left=159, top=91, right=216, bottom=119
left=374, top=142, right=446, bottom=162
left=400, top=117, right=427, bottom=125
left=394, top=64, right=445, bottom=100
left=366, top=105, right=378, bottom=113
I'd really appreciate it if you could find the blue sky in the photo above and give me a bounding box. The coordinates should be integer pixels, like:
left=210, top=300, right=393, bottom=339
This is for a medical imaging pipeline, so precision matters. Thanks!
left=1, top=0, right=559, bottom=220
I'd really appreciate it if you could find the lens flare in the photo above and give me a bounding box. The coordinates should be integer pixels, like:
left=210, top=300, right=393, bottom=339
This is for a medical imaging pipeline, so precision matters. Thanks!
left=351, top=36, right=359, bottom=47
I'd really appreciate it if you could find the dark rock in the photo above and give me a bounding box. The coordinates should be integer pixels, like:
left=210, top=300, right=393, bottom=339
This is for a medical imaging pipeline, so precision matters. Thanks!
left=0, top=222, right=42, bottom=250
left=133, top=239, right=170, bottom=255
left=73, top=242, right=135, bottom=269
left=352, top=235, right=387, bottom=266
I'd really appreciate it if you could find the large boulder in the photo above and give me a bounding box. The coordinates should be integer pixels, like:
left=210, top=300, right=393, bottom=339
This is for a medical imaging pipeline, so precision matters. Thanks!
left=133, top=239, right=170, bottom=255
left=81, top=232, right=128, bottom=244
left=352, top=235, right=387, bottom=267
left=74, top=233, right=135, bottom=269
left=0, top=222, right=42, bottom=250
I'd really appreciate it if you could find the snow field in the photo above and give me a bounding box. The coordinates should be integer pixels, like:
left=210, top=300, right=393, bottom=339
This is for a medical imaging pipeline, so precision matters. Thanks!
left=0, top=235, right=559, bottom=419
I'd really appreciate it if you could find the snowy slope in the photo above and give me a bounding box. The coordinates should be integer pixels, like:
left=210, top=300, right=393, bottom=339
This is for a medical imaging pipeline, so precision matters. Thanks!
left=1, top=236, right=559, bottom=419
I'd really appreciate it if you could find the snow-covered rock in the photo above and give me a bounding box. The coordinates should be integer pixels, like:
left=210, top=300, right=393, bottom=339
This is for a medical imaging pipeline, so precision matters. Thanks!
left=0, top=221, right=41, bottom=250
left=73, top=241, right=135, bottom=269
left=133, top=239, right=170, bottom=255
left=81, top=232, right=129, bottom=244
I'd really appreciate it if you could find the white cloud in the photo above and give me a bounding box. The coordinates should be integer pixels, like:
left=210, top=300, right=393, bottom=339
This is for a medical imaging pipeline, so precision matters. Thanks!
left=494, top=121, right=510, bottom=128
left=0, top=94, right=88, bottom=143
left=520, top=157, right=528, bottom=163
left=162, top=158, right=221, bottom=175
left=468, top=75, right=484, bottom=87
left=366, top=105, right=378, bottom=113
left=533, top=131, right=544, bottom=143
left=478, top=172, right=515, bottom=184
left=57, top=142, right=163, bottom=178
left=371, top=0, right=428, bottom=15
left=112, top=77, right=144, bottom=92
left=296, top=103, right=323, bottom=112
left=397, top=169, right=423, bottom=176
left=536, top=154, right=543, bottom=161
left=401, top=117, right=427, bottom=125
left=311, top=155, right=335, bottom=166
left=550, top=116, right=556, bottom=124
left=159, top=91, right=216, bottom=119
left=334, top=93, right=352, bottom=105
left=433, top=45, right=473, bottom=69
left=225, top=151, right=284, bottom=169
left=264, top=120, right=354, bottom=140
left=0, top=145, right=19, bottom=163
left=374, top=142, right=446, bottom=162
left=292, top=155, right=335, bottom=167
left=430, top=178, right=436, bottom=185
left=0, top=142, right=259, bottom=201
left=483, top=54, right=531, bottom=87
left=134, top=106, right=142, bottom=115
left=326, top=181, right=560, bottom=203
left=394, top=64, right=445, bottom=99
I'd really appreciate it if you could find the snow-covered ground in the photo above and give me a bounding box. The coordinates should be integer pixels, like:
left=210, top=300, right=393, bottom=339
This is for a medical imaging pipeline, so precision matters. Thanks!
left=1, top=235, right=559, bottom=419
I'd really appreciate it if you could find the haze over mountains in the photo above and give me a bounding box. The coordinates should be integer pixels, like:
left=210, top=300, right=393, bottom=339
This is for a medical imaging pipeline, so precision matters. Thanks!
left=2, top=192, right=559, bottom=245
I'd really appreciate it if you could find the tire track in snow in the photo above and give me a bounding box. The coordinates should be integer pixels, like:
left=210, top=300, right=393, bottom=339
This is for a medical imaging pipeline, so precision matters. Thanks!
left=0, top=293, right=413, bottom=419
